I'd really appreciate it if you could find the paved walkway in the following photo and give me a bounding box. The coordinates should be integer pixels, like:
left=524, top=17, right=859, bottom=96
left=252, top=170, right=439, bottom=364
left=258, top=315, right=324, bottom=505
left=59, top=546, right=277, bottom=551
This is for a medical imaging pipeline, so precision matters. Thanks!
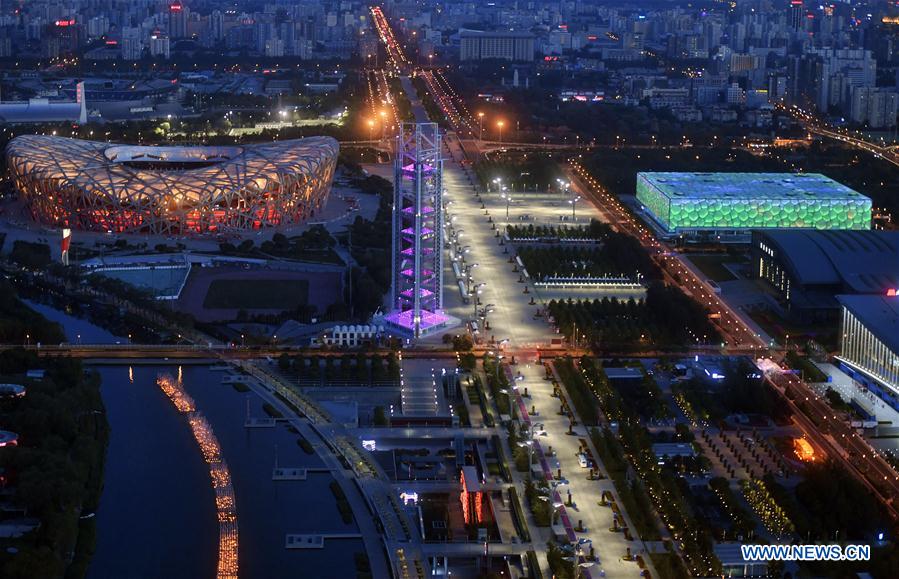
left=523, top=360, right=656, bottom=578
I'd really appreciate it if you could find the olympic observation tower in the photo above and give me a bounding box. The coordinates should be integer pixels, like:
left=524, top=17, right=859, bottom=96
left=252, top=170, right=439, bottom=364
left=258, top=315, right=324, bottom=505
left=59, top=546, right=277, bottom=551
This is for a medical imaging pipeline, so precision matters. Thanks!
left=384, top=123, right=458, bottom=339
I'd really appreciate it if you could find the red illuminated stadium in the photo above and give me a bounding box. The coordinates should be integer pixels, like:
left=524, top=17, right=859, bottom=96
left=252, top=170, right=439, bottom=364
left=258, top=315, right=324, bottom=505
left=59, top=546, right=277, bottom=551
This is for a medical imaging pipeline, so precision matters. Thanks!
left=5, top=135, right=338, bottom=235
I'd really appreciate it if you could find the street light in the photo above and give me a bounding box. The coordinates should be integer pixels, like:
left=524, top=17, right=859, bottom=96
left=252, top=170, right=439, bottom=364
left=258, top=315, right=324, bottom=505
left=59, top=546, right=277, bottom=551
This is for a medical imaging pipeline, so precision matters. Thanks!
left=501, top=190, right=512, bottom=219
left=497, top=120, right=505, bottom=143
left=478, top=112, right=485, bottom=140
left=367, top=118, right=375, bottom=142
left=569, top=195, right=581, bottom=220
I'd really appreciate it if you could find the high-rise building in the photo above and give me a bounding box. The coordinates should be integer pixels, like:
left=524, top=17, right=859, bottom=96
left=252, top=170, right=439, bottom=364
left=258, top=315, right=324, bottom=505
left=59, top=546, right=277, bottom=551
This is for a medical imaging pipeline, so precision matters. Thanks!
left=210, top=10, right=224, bottom=42
left=168, top=1, right=189, bottom=39
left=851, top=87, right=899, bottom=128
left=811, top=48, right=877, bottom=112
left=459, top=30, right=535, bottom=62
left=120, top=26, right=143, bottom=60
left=790, top=0, right=804, bottom=32
left=385, top=123, right=455, bottom=338
left=87, top=16, right=109, bottom=39
left=264, top=38, right=284, bottom=57
left=149, top=30, right=170, bottom=59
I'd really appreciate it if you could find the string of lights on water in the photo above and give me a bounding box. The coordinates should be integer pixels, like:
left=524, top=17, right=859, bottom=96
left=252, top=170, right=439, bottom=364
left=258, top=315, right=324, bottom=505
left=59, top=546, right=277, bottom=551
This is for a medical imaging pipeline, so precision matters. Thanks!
left=158, top=371, right=238, bottom=579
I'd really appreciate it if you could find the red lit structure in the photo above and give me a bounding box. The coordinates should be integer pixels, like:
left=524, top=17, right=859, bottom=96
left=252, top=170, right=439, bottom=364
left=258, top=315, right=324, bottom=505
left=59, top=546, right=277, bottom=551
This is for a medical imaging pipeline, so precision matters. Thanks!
left=459, top=466, right=484, bottom=525
left=6, top=135, right=338, bottom=235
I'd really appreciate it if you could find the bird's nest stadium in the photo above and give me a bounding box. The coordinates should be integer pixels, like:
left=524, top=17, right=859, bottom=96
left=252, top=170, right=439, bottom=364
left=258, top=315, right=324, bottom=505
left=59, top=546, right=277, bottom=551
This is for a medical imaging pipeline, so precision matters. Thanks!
left=5, top=135, right=339, bottom=235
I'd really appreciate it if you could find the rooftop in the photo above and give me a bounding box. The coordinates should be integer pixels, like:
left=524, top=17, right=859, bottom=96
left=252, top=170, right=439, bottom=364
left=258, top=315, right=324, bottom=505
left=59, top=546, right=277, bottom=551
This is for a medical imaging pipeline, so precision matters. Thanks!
left=604, top=367, right=644, bottom=380
left=459, top=29, right=535, bottom=39
left=638, top=172, right=868, bottom=201
left=0, top=101, right=82, bottom=123
left=756, top=230, right=899, bottom=293
left=838, top=295, right=899, bottom=354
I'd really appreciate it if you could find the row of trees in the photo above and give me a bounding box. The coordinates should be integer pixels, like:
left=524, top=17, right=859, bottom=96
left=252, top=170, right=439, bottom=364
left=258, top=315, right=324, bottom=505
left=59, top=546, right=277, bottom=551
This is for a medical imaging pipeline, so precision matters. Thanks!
left=387, top=75, right=414, bottom=122
left=570, top=357, right=720, bottom=575
left=763, top=466, right=899, bottom=576
left=547, top=283, right=721, bottom=350
left=0, top=279, right=65, bottom=345
left=507, top=219, right=611, bottom=241
left=219, top=225, right=342, bottom=265
left=411, top=75, right=443, bottom=123
left=517, top=235, right=659, bottom=281
left=276, top=352, right=400, bottom=383
left=0, top=351, right=109, bottom=579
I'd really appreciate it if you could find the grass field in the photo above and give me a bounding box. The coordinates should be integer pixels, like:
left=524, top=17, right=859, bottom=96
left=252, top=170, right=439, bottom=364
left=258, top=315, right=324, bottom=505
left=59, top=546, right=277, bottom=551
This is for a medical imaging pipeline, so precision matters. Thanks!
left=203, top=279, right=309, bottom=310
left=688, top=254, right=740, bottom=282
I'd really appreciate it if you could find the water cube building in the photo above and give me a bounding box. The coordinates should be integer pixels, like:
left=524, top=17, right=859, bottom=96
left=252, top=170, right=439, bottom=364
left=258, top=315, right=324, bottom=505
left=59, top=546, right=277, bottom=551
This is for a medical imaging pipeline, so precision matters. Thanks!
left=636, top=172, right=871, bottom=242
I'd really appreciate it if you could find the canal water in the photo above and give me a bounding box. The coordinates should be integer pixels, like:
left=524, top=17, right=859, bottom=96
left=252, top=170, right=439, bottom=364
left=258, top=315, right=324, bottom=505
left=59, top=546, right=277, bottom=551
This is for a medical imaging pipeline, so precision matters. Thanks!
left=30, top=303, right=362, bottom=579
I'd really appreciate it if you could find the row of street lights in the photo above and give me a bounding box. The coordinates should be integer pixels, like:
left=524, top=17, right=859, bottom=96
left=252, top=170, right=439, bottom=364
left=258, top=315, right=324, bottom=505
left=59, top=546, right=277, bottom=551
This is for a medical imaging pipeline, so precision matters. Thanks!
left=445, top=197, right=492, bottom=331
left=477, top=111, right=506, bottom=143
left=556, top=178, right=582, bottom=220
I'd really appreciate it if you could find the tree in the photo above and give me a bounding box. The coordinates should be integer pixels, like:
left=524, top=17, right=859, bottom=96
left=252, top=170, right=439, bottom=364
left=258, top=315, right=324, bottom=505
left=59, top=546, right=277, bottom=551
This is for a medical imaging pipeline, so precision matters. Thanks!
left=9, top=241, right=51, bottom=269
left=373, top=406, right=388, bottom=426
left=452, top=334, right=474, bottom=351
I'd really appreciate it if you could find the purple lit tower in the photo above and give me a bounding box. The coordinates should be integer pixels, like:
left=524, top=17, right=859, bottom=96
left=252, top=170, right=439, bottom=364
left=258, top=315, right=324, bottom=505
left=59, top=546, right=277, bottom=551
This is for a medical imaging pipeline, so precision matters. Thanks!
left=385, top=123, right=453, bottom=338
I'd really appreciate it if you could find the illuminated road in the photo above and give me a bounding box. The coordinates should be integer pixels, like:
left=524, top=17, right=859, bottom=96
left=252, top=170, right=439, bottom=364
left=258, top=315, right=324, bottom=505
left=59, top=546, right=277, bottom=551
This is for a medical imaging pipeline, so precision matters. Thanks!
left=767, top=370, right=899, bottom=518
left=369, top=6, right=410, bottom=72
left=781, top=104, right=899, bottom=168
left=566, top=162, right=764, bottom=351
left=364, top=69, right=402, bottom=139
left=7, top=343, right=463, bottom=360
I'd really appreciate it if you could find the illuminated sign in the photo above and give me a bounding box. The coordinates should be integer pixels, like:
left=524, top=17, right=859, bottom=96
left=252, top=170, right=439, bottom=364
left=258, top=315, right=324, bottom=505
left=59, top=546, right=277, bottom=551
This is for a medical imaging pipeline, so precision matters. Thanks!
left=55, top=19, right=76, bottom=27
left=887, top=289, right=898, bottom=297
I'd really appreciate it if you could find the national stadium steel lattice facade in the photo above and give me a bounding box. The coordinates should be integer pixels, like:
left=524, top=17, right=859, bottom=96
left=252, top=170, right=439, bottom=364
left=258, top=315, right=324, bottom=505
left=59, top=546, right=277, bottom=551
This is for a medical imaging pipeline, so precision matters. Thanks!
left=6, top=135, right=339, bottom=235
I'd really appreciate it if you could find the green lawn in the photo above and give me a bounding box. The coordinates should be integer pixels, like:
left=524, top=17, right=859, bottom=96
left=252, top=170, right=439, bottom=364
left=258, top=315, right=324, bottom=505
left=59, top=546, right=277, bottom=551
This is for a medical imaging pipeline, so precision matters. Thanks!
left=687, top=254, right=740, bottom=282
left=203, top=279, right=309, bottom=309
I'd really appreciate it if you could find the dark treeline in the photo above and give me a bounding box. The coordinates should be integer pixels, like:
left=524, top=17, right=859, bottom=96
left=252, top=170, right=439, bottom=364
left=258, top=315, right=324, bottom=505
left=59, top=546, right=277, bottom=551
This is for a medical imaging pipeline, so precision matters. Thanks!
left=548, top=282, right=721, bottom=349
